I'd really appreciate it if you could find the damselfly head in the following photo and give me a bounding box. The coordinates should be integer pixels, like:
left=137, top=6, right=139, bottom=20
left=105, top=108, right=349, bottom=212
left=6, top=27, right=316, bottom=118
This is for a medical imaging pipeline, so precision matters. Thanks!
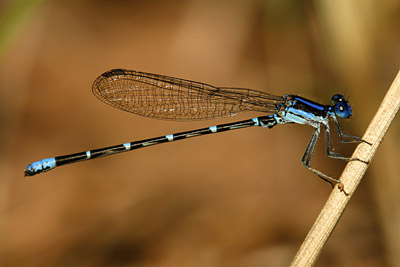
left=331, top=94, right=352, bottom=119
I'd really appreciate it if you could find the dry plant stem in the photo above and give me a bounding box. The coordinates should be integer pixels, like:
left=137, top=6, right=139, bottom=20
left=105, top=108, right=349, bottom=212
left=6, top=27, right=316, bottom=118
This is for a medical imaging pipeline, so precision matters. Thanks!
left=290, top=70, right=400, bottom=267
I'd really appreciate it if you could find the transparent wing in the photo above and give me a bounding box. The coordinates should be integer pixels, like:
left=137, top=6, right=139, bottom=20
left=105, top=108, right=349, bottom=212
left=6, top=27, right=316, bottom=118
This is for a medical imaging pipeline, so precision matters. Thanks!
left=92, top=69, right=284, bottom=121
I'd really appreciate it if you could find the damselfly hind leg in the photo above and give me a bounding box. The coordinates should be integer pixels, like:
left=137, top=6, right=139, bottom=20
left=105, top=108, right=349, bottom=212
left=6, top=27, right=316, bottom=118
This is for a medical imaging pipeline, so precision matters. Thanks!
left=302, top=122, right=369, bottom=189
left=301, top=127, right=341, bottom=187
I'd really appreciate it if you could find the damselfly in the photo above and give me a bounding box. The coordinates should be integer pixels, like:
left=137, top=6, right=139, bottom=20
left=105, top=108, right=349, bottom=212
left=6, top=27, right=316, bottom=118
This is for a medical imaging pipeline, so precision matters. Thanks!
left=25, top=69, right=368, bottom=186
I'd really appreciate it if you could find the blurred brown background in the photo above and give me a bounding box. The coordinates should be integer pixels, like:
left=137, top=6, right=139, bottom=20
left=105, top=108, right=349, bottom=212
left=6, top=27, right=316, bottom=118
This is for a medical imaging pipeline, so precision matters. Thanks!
left=1, top=0, right=399, bottom=266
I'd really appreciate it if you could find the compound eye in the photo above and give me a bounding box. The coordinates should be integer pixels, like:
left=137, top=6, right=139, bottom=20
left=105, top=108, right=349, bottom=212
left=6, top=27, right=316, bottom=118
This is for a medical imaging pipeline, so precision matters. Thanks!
left=331, top=94, right=344, bottom=105
left=335, top=102, right=352, bottom=118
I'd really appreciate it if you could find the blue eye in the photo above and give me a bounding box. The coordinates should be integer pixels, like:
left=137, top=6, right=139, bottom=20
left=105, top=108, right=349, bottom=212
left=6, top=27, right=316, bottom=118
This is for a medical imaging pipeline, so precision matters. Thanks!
left=334, top=102, right=352, bottom=118
left=331, top=94, right=352, bottom=118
